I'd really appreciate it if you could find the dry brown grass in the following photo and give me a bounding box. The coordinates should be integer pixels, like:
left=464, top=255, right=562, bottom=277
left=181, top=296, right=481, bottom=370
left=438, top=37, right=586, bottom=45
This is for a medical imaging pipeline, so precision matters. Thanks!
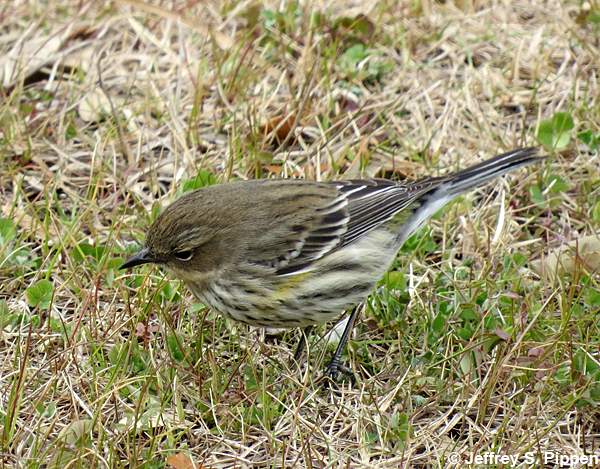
left=0, top=0, right=599, bottom=467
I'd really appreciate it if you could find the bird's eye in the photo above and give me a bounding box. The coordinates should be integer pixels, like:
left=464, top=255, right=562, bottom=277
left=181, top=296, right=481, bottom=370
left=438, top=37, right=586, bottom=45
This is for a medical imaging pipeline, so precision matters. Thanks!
left=174, top=250, right=193, bottom=261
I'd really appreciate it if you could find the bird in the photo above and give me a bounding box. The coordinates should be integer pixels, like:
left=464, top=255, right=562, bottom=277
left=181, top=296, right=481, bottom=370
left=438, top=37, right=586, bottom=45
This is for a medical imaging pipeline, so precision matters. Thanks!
left=121, top=147, right=544, bottom=378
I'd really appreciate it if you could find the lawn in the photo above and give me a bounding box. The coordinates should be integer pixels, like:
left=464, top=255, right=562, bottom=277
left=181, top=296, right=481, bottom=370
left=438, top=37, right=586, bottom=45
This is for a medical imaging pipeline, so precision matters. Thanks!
left=0, top=1, right=599, bottom=467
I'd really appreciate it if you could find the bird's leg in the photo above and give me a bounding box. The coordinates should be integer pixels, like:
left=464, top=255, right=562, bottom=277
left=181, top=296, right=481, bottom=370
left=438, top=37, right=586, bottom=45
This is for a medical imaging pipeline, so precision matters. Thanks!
left=324, top=304, right=361, bottom=380
left=292, top=326, right=314, bottom=363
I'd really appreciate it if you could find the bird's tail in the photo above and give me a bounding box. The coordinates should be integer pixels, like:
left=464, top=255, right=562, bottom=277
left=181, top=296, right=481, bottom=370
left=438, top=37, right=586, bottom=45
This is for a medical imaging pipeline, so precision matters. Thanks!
left=440, top=147, right=543, bottom=196
left=394, top=147, right=544, bottom=246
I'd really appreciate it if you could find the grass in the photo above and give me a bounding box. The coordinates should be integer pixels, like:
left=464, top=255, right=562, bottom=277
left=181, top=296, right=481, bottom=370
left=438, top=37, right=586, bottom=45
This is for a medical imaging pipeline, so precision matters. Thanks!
left=1, top=0, right=599, bottom=467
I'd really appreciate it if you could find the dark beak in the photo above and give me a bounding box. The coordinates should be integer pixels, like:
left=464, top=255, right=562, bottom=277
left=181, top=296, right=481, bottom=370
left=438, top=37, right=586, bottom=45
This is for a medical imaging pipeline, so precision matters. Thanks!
left=120, top=247, right=155, bottom=269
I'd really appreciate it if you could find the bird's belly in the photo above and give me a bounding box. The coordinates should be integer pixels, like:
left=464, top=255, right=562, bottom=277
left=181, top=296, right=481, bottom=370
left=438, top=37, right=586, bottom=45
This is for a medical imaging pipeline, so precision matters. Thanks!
left=188, top=276, right=374, bottom=328
left=185, top=229, right=398, bottom=328
left=191, top=276, right=370, bottom=328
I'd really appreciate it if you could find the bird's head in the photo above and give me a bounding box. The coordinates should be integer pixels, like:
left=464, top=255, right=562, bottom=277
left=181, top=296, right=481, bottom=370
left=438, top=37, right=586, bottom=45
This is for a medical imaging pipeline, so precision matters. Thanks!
left=120, top=189, right=241, bottom=281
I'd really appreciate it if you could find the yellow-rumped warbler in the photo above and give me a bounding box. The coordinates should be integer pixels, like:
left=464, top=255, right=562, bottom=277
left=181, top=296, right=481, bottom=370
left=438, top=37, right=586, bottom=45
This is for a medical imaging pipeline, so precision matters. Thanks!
left=121, top=147, right=543, bottom=377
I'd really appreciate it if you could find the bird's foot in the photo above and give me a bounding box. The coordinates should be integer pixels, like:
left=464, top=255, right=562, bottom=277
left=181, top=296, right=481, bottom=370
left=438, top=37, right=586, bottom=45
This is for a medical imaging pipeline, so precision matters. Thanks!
left=321, top=357, right=354, bottom=384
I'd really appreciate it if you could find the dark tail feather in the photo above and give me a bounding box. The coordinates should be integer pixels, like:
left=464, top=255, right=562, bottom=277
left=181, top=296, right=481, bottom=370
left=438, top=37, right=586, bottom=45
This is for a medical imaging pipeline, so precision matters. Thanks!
left=443, top=147, right=544, bottom=196
left=393, top=147, right=544, bottom=247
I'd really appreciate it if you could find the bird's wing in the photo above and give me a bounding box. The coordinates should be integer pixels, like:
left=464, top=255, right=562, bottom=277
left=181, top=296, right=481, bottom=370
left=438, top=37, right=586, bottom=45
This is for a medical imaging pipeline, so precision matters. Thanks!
left=271, top=179, right=441, bottom=276
left=266, top=147, right=542, bottom=276
left=336, top=178, right=442, bottom=247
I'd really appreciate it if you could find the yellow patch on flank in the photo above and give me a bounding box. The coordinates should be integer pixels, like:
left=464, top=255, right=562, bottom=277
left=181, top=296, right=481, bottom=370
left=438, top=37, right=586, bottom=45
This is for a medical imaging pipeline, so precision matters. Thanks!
left=272, top=272, right=311, bottom=300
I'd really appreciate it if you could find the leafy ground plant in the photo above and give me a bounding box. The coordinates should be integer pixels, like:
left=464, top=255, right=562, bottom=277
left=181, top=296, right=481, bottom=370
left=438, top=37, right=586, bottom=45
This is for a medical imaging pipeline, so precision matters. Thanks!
left=0, top=1, right=598, bottom=467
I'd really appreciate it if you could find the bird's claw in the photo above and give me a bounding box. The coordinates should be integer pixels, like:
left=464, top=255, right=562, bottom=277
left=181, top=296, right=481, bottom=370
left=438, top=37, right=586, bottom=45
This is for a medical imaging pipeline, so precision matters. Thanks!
left=321, top=360, right=354, bottom=384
